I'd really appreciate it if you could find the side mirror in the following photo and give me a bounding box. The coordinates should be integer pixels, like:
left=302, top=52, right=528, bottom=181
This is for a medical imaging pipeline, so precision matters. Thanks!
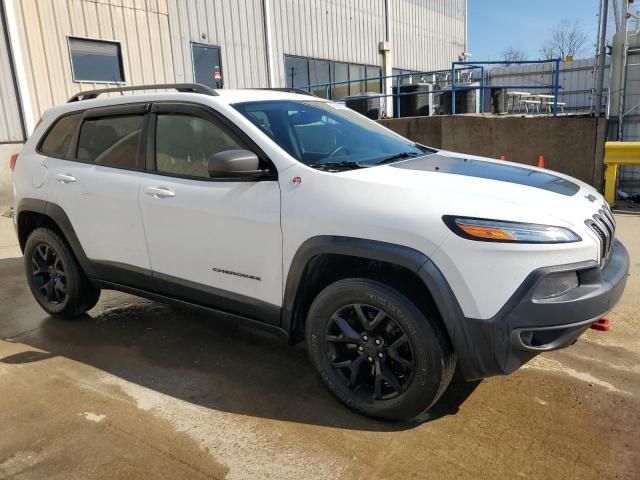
left=208, top=149, right=265, bottom=179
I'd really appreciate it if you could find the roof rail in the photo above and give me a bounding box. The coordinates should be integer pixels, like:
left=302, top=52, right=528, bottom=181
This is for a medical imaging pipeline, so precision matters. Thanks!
left=258, top=88, right=317, bottom=97
left=67, top=83, right=218, bottom=102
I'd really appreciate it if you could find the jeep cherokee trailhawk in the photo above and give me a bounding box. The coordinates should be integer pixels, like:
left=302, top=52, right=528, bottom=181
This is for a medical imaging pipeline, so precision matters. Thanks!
left=12, top=84, right=629, bottom=420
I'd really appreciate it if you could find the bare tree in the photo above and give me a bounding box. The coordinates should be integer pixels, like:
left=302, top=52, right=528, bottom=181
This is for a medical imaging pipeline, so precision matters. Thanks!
left=540, top=20, right=589, bottom=60
left=501, top=46, right=526, bottom=63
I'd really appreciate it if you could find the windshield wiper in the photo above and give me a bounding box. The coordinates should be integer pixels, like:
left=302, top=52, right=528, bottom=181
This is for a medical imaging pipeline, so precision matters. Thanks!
left=307, top=161, right=371, bottom=171
left=376, top=151, right=420, bottom=165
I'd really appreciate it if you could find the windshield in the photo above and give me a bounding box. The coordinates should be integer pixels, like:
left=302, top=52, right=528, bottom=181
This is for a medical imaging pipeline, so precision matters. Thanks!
left=233, top=100, right=432, bottom=168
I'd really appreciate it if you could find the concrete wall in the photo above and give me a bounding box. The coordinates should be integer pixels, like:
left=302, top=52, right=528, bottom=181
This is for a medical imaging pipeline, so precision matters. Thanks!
left=379, top=115, right=608, bottom=191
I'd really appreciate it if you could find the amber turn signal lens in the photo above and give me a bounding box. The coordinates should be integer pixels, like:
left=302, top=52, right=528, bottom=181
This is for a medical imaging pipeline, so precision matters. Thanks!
left=457, top=223, right=515, bottom=240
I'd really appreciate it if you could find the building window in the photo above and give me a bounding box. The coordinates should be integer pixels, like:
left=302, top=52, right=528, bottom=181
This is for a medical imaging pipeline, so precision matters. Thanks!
left=308, top=59, right=330, bottom=98
left=192, top=43, right=223, bottom=89
left=284, top=55, right=381, bottom=100
left=348, top=64, right=366, bottom=96
left=331, top=62, right=349, bottom=99
left=284, top=56, right=310, bottom=90
left=68, top=37, right=124, bottom=83
left=366, top=65, right=382, bottom=94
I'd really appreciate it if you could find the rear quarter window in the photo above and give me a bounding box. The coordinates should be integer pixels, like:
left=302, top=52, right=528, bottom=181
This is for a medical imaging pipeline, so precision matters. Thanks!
left=38, top=113, right=82, bottom=158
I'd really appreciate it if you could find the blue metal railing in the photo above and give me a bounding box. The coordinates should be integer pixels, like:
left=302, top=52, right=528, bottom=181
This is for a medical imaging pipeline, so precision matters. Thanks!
left=298, top=58, right=563, bottom=118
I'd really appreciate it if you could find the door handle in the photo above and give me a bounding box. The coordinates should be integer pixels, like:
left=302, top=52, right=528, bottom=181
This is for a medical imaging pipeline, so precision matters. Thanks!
left=55, top=173, right=76, bottom=184
left=143, top=186, right=176, bottom=199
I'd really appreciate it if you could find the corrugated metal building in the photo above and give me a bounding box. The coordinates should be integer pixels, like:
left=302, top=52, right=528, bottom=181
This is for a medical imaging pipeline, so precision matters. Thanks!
left=0, top=0, right=467, bottom=144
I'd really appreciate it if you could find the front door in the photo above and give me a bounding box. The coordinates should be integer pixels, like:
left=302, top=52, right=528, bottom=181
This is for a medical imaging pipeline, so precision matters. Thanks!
left=138, top=103, right=282, bottom=324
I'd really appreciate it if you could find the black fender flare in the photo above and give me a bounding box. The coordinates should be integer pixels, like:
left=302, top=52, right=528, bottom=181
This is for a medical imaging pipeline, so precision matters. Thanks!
left=281, top=236, right=470, bottom=366
left=16, top=198, right=96, bottom=278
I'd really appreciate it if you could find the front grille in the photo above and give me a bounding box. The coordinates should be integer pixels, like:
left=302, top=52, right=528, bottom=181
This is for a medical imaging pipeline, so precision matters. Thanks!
left=586, top=204, right=616, bottom=267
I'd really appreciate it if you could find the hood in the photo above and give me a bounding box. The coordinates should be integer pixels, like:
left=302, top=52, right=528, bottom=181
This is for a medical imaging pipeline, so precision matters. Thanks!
left=391, top=153, right=580, bottom=196
left=336, top=150, right=606, bottom=229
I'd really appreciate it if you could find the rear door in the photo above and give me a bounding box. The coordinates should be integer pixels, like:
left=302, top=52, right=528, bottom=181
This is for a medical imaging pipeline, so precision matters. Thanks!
left=46, top=104, right=152, bottom=285
left=138, top=102, right=282, bottom=324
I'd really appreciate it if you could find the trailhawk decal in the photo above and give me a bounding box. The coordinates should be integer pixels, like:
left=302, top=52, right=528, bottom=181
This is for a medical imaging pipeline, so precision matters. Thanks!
left=392, top=154, right=580, bottom=196
left=212, top=267, right=261, bottom=281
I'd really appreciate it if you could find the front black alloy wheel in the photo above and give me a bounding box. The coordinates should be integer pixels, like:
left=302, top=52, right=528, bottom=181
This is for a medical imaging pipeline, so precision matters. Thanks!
left=24, top=227, right=100, bottom=318
left=306, top=278, right=456, bottom=421
left=326, top=303, right=415, bottom=401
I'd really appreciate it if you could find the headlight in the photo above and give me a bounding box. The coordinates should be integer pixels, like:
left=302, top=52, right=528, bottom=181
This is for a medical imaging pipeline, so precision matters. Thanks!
left=443, top=216, right=581, bottom=243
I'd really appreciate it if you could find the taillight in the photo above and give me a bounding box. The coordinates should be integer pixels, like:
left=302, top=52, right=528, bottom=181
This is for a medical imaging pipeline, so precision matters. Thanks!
left=9, top=154, right=18, bottom=172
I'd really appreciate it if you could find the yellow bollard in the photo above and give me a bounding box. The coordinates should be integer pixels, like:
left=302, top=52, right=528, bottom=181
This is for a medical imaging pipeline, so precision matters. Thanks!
left=604, top=163, right=619, bottom=206
left=603, top=142, right=640, bottom=207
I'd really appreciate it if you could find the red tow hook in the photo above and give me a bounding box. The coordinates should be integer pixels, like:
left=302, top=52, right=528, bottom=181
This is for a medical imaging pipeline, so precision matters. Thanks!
left=590, top=318, right=611, bottom=331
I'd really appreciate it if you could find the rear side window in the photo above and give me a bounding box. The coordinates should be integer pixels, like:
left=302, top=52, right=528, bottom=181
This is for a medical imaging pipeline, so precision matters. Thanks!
left=155, top=114, right=246, bottom=178
left=77, top=115, right=144, bottom=169
left=39, top=113, right=82, bottom=158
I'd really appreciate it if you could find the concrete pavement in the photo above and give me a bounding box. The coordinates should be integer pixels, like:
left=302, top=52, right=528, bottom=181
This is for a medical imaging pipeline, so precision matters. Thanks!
left=0, top=215, right=638, bottom=479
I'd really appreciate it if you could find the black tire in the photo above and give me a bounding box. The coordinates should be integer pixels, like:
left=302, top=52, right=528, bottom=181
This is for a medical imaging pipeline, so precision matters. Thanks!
left=306, top=278, right=456, bottom=421
left=24, top=227, right=100, bottom=318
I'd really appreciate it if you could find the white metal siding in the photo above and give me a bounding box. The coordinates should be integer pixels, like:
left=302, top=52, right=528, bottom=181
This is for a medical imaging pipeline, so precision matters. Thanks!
left=269, top=0, right=387, bottom=87
left=11, top=0, right=174, bottom=127
left=168, top=0, right=466, bottom=88
left=167, top=0, right=269, bottom=88
left=2, top=0, right=467, bottom=130
left=0, top=5, right=22, bottom=143
left=390, top=0, right=466, bottom=72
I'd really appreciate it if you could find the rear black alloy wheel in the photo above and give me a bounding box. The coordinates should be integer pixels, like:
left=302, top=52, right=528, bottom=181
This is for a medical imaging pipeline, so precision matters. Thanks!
left=24, top=227, right=101, bottom=318
left=306, top=278, right=456, bottom=420
left=30, top=243, right=68, bottom=305
left=326, top=303, right=415, bottom=401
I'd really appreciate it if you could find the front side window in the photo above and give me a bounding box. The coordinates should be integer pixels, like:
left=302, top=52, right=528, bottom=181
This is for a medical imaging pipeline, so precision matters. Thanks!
left=76, top=115, right=143, bottom=169
left=155, top=114, right=245, bottom=178
left=68, top=37, right=124, bottom=83
left=39, top=113, right=82, bottom=158
left=234, top=100, right=429, bottom=168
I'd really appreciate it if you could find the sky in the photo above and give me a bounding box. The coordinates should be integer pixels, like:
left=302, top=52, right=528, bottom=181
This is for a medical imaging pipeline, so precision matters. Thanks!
left=467, top=0, right=600, bottom=61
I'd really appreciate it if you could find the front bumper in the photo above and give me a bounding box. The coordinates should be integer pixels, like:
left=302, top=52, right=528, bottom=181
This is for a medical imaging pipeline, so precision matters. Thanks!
left=443, top=239, right=630, bottom=380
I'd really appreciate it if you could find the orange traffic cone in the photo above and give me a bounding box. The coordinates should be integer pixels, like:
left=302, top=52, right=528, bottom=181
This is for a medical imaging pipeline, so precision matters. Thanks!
left=499, top=154, right=506, bottom=160
left=537, top=155, right=545, bottom=168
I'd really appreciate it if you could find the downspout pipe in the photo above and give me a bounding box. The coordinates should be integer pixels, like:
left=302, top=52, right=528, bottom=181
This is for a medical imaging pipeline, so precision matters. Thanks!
left=262, top=0, right=275, bottom=88
left=2, top=0, right=32, bottom=138
left=618, top=0, right=629, bottom=140
left=595, top=0, right=609, bottom=116
left=381, top=0, right=393, bottom=117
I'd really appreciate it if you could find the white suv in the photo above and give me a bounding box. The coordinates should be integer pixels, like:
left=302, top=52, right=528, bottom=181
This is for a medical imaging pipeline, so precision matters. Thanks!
left=12, top=84, right=629, bottom=420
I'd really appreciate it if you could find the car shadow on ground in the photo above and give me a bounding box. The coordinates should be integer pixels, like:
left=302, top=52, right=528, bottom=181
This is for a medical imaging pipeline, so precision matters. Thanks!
left=2, top=277, right=480, bottom=432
